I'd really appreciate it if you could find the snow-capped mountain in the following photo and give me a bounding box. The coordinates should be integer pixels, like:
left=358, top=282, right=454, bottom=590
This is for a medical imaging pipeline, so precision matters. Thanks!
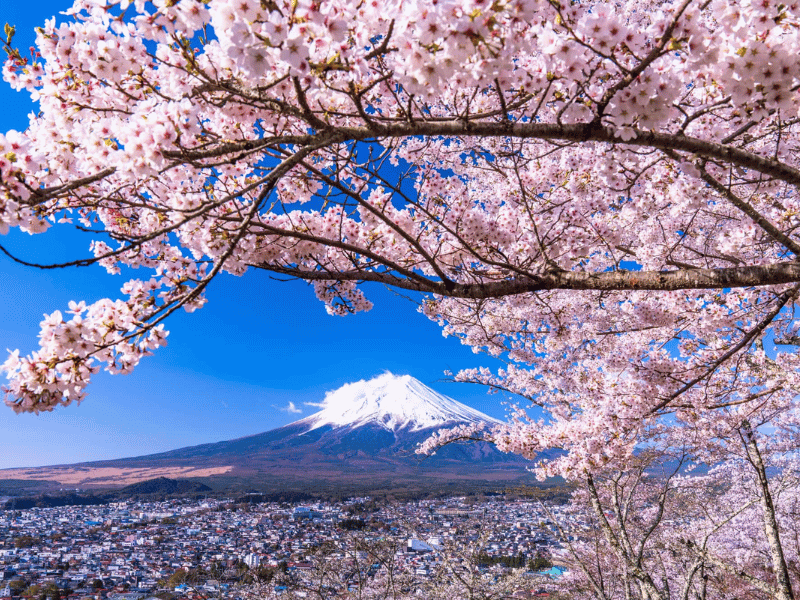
left=294, top=372, right=502, bottom=432
left=34, top=373, right=546, bottom=493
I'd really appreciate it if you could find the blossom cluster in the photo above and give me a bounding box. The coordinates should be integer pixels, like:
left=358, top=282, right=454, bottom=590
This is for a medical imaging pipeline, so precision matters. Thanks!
left=2, top=292, right=168, bottom=414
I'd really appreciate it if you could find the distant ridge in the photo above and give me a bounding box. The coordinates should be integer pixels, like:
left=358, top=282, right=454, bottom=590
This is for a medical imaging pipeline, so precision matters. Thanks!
left=2, top=477, right=213, bottom=508
left=119, top=477, right=212, bottom=496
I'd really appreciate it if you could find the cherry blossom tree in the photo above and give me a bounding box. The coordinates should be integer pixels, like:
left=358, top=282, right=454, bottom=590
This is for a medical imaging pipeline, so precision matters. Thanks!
left=545, top=442, right=800, bottom=600
left=2, top=0, right=800, bottom=484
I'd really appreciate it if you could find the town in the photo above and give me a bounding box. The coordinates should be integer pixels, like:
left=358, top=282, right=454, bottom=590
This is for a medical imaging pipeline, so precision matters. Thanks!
left=0, top=496, right=569, bottom=600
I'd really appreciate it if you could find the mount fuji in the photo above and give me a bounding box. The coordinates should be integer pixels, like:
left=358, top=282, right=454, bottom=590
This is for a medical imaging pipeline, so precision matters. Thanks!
left=1, top=373, right=547, bottom=493
left=296, top=372, right=503, bottom=432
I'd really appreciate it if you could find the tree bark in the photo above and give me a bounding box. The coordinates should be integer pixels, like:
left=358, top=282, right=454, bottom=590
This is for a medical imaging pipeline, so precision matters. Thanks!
left=262, top=261, right=800, bottom=297
left=334, top=122, right=800, bottom=186
left=742, top=424, right=796, bottom=600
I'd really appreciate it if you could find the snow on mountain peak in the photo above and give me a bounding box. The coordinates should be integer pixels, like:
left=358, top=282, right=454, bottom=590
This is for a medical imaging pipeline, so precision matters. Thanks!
left=295, top=372, right=501, bottom=432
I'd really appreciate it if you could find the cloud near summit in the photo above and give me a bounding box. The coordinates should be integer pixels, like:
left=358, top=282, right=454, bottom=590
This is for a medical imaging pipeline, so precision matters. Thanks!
left=275, top=401, right=302, bottom=414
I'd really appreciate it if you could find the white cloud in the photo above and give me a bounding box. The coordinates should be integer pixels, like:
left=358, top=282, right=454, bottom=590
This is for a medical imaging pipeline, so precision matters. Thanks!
left=303, top=401, right=325, bottom=408
left=276, top=401, right=302, bottom=414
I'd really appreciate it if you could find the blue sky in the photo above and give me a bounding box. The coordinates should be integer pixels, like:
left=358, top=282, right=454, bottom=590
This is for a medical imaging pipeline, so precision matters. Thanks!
left=0, top=0, right=510, bottom=469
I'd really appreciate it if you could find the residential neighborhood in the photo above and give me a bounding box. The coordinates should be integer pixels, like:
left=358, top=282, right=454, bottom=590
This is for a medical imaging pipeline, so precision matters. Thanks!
left=0, top=496, right=568, bottom=600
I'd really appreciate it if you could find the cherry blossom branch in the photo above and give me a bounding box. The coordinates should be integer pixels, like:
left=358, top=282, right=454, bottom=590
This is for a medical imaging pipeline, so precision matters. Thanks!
left=696, top=160, right=800, bottom=256
left=26, top=167, right=116, bottom=202
left=258, top=261, right=800, bottom=297
left=596, top=0, right=695, bottom=115
left=96, top=121, right=800, bottom=188
left=650, top=284, right=800, bottom=415
left=313, top=122, right=800, bottom=186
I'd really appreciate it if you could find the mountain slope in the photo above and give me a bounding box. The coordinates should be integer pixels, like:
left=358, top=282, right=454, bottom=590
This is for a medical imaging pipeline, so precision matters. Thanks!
left=99, top=373, right=505, bottom=463
left=2, top=373, right=545, bottom=491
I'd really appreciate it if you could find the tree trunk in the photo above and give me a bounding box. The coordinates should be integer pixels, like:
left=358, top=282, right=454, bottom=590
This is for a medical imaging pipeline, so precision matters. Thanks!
left=742, top=424, right=795, bottom=600
left=586, top=475, right=666, bottom=600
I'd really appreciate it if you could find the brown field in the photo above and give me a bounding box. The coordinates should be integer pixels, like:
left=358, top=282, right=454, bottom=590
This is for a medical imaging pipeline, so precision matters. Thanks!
left=0, top=465, right=233, bottom=487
